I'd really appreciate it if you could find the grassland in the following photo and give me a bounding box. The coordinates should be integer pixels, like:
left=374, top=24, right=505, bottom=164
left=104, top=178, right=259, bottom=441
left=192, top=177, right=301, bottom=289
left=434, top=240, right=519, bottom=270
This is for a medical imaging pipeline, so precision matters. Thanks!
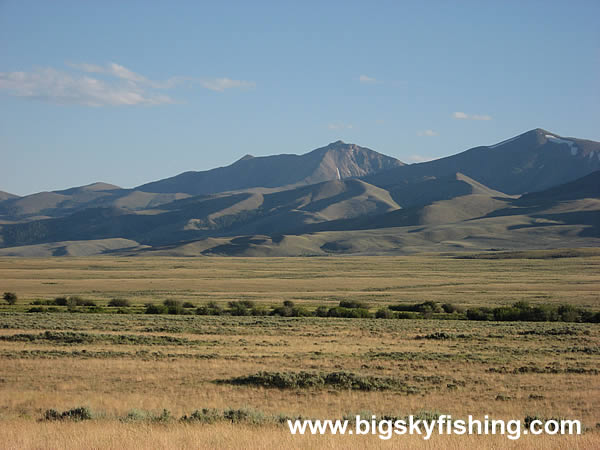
left=0, top=253, right=599, bottom=448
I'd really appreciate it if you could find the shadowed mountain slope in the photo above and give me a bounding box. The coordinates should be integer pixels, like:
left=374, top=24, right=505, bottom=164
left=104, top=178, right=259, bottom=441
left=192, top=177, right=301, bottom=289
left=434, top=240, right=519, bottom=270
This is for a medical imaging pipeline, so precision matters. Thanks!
left=0, top=179, right=401, bottom=247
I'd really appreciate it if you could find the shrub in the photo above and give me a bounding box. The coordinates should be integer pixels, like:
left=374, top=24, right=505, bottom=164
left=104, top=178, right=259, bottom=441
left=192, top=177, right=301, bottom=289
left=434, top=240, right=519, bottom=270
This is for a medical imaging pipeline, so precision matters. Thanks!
left=389, top=301, right=442, bottom=313
left=122, top=409, right=152, bottom=422
left=466, top=307, right=494, bottom=321
left=181, top=408, right=222, bottom=424
left=417, top=332, right=453, bottom=340
left=31, top=299, right=51, bottom=305
left=557, top=304, right=579, bottom=322
left=196, top=301, right=224, bottom=315
left=222, top=371, right=416, bottom=392
left=290, top=306, right=312, bottom=317
left=250, top=305, right=269, bottom=316
left=163, top=299, right=184, bottom=315
left=339, top=300, right=368, bottom=309
left=68, top=296, right=83, bottom=306
left=442, top=303, right=460, bottom=313
left=228, top=300, right=256, bottom=316
left=183, top=302, right=195, bottom=308
left=327, top=307, right=372, bottom=318
left=43, top=406, right=92, bottom=421
left=53, top=296, right=69, bottom=306
left=145, top=303, right=168, bottom=314
left=64, top=297, right=96, bottom=307
left=3, top=292, right=17, bottom=305
left=395, top=311, right=419, bottom=319
left=52, top=296, right=87, bottom=308
left=154, top=409, right=172, bottom=423
left=271, top=302, right=312, bottom=317
left=375, top=308, right=394, bottom=319
left=223, top=408, right=266, bottom=424
left=108, top=298, right=130, bottom=307
left=314, top=306, right=329, bottom=317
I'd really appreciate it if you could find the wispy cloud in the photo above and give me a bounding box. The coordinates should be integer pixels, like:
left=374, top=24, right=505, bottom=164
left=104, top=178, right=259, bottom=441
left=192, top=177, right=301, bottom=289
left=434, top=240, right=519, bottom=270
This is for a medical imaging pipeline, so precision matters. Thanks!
left=0, top=62, right=255, bottom=107
left=327, top=122, right=353, bottom=130
left=68, top=62, right=147, bottom=83
left=407, top=154, right=437, bottom=163
left=452, top=111, right=492, bottom=121
left=200, top=78, right=255, bottom=92
left=417, top=129, right=438, bottom=137
left=0, top=68, right=174, bottom=106
left=359, top=74, right=377, bottom=83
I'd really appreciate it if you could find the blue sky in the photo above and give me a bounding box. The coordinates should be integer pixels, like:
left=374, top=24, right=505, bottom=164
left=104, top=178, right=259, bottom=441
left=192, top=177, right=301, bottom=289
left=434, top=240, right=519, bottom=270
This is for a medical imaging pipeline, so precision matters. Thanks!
left=1, top=0, right=599, bottom=195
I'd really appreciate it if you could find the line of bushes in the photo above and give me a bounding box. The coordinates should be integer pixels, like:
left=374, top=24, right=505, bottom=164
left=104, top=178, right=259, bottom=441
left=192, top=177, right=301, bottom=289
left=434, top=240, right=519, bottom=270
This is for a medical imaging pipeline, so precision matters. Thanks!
left=41, top=407, right=582, bottom=435
left=140, top=299, right=600, bottom=323
left=31, top=296, right=97, bottom=307
left=17, top=294, right=600, bottom=323
left=42, top=406, right=300, bottom=426
left=220, top=370, right=418, bottom=393
left=466, top=301, right=600, bottom=323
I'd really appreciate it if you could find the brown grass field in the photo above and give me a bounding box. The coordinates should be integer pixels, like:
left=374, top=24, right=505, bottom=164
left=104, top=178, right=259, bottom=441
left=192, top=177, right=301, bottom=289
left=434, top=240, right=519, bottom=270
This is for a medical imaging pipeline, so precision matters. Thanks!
left=0, top=253, right=599, bottom=448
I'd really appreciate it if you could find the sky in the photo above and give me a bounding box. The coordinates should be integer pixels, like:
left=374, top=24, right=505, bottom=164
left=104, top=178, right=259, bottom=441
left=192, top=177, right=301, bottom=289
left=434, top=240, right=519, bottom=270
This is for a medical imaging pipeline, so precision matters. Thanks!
left=1, top=0, right=599, bottom=196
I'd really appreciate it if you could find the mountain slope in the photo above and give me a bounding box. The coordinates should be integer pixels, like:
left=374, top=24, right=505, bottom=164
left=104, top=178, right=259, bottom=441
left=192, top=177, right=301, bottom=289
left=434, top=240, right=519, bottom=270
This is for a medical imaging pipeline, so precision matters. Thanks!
left=137, top=141, right=405, bottom=195
left=298, top=172, right=514, bottom=232
left=0, top=131, right=598, bottom=256
left=0, top=191, right=19, bottom=202
left=0, top=179, right=400, bottom=247
left=517, top=169, right=599, bottom=203
left=143, top=171, right=600, bottom=257
left=364, top=129, right=600, bottom=195
left=0, top=183, right=190, bottom=220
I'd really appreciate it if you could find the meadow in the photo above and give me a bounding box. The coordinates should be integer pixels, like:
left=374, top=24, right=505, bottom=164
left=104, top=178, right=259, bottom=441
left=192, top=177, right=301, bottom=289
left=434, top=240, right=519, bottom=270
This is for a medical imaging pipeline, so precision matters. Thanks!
left=0, top=252, right=599, bottom=448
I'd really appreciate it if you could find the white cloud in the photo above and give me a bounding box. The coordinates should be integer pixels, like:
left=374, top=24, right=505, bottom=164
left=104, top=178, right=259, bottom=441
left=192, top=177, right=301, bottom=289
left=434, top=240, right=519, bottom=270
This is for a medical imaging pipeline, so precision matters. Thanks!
left=452, top=111, right=492, bottom=121
left=328, top=122, right=353, bottom=130
left=407, top=154, right=437, bottom=163
left=417, top=129, right=438, bottom=137
left=200, top=78, right=255, bottom=92
left=0, top=68, right=174, bottom=106
left=68, top=62, right=145, bottom=83
left=359, top=74, right=377, bottom=83
left=0, top=62, right=256, bottom=106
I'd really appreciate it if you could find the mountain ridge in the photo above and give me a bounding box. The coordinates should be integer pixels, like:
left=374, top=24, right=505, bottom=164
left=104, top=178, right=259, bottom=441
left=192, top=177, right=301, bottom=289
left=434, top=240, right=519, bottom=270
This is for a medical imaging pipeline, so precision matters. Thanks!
left=0, top=129, right=598, bottom=256
left=136, top=141, right=405, bottom=195
left=364, top=128, right=600, bottom=195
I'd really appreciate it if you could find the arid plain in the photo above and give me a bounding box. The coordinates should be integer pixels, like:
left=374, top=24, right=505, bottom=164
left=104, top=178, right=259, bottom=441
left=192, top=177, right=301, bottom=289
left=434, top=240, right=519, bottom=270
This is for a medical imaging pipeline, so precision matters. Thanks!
left=0, top=252, right=598, bottom=449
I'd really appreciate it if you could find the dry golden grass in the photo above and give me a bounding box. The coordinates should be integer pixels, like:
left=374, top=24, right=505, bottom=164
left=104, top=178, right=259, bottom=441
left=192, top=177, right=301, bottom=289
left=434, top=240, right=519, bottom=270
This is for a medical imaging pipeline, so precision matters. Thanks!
left=0, top=255, right=598, bottom=448
left=0, top=254, right=599, bottom=309
left=1, top=420, right=598, bottom=449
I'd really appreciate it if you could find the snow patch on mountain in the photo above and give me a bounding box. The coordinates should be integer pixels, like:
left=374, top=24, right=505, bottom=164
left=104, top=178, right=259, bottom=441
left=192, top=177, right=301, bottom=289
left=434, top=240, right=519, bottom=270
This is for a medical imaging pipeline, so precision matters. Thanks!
left=545, top=134, right=579, bottom=156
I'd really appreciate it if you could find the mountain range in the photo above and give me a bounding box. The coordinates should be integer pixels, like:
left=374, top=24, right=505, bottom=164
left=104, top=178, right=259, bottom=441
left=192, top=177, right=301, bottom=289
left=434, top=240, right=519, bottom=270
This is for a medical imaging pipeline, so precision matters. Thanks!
left=1, top=128, right=598, bottom=256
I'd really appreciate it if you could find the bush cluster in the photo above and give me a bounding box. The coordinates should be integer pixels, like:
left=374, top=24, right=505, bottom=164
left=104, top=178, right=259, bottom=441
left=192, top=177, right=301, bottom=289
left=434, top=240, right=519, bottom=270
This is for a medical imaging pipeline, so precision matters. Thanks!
left=144, top=299, right=188, bottom=315
left=3, top=292, right=17, bottom=305
left=221, top=370, right=416, bottom=392
left=43, top=407, right=93, bottom=421
left=466, top=301, right=600, bottom=323
left=108, top=298, right=130, bottom=307
left=32, top=296, right=96, bottom=307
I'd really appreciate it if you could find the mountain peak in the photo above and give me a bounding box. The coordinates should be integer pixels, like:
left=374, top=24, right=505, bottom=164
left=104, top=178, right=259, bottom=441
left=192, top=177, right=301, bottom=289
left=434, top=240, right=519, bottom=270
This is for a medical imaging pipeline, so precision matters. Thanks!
left=236, top=154, right=255, bottom=163
left=137, top=141, right=404, bottom=195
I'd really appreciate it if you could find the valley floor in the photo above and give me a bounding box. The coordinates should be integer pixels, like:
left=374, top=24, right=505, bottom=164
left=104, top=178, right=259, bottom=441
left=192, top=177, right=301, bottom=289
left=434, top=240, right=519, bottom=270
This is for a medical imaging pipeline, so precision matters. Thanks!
left=0, top=254, right=598, bottom=448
